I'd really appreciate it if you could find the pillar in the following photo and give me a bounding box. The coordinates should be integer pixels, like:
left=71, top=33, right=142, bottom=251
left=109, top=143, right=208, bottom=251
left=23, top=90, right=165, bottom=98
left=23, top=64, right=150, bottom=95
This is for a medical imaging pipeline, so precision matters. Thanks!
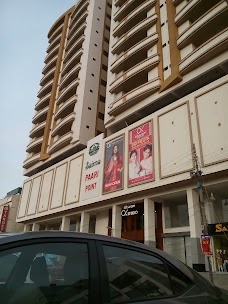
left=144, top=198, right=156, bottom=248
left=187, top=188, right=205, bottom=271
left=32, top=223, right=40, bottom=231
left=112, top=205, right=122, bottom=238
left=95, top=210, right=109, bottom=235
left=80, top=212, right=90, bottom=233
left=61, top=216, right=70, bottom=231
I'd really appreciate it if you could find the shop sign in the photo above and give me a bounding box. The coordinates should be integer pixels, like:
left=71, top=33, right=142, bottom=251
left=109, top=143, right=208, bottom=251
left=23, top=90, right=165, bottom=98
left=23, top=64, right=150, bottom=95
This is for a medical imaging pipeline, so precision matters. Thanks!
left=201, top=236, right=213, bottom=256
left=0, top=205, right=10, bottom=232
left=121, top=204, right=138, bottom=217
left=81, top=134, right=104, bottom=201
left=208, top=222, right=228, bottom=235
left=128, top=121, right=154, bottom=187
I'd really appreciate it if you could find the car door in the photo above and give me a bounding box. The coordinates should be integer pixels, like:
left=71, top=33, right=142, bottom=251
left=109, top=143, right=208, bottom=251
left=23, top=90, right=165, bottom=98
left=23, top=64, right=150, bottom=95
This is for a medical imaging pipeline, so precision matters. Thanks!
left=96, top=241, right=210, bottom=304
left=0, top=237, right=101, bottom=304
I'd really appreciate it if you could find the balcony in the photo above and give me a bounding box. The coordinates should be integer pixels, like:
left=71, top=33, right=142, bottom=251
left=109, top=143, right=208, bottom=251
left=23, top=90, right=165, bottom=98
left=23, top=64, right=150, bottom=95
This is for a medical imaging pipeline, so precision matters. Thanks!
left=108, top=77, right=160, bottom=115
left=32, top=106, right=49, bottom=124
left=55, top=95, right=77, bottom=120
left=112, top=14, right=157, bottom=54
left=177, top=1, right=228, bottom=49
left=57, top=79, right=79, bottom=105
left=113, top=0, right=155, bottom=37
left=111, top=33, right=158, bottom=73
left=179, top=28, right=228, bottom=75
left=48, top=131, right=73, bottom=154
left=44, top=44, right=59, bottom=64
left=26, top=137, right=43, bottom=153
left=42, top=54, right=58, bottom=75
left=23, top=153, right=40, bottom=169
left=70, top=0, right=89, bottom=29
left=35, top=92, right=51, bottom=111
left=114, top=0, right=147, bottom=22
left=47, top=33, right=61, bottom=53
left=68, top=11, right=88, bottom=46
left=110, top=54, right=159, bottom=94
left=40, top=67, right=55, bottom=87
left=29, top=121, right=46, bottom=138
left=60, top=63, right=81, bottom=91
left=175, top=0, right=219, bottom=26
left=115, top=0, right=127, bottom=7
left=62, top=48, right=83, bottom=77
left=51, top=112, right=75, bottom=137
left=37, top=79, right=53, bottom=99
left=48, top=22, right=63, bottom=44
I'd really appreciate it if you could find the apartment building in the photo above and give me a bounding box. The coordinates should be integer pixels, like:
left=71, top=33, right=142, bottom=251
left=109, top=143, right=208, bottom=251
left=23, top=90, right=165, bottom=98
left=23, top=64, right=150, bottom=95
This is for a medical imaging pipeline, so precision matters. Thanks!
left=18, top=0, right=228, bottom=272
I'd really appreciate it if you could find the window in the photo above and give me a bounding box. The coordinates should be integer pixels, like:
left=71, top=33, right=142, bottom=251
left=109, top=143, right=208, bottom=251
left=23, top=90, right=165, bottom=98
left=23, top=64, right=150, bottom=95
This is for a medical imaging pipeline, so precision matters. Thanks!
left=0, top=242, right=89, bottom=304
left=0, top=252, right=21, bottom=283
left=101, top=79, right=107, bottom=87
left=103, top=246, right=173, bottom=303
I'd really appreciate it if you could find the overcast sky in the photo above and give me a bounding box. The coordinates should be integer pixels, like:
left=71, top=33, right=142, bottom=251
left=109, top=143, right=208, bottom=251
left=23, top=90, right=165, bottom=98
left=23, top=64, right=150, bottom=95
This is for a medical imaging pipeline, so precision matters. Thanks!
left=0, top=0, right=76, bottom=197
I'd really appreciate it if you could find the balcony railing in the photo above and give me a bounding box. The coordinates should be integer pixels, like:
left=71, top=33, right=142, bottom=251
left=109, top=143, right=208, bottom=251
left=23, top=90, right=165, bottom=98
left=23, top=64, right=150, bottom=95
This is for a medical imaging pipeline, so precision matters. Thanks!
left=48, top=131, right=73, bottom=154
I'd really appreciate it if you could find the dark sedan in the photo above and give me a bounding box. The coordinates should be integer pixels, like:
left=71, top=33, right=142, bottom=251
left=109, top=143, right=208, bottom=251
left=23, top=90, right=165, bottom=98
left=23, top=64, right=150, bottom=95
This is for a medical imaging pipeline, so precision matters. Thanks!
left=0, top=231, right=227, bottom=303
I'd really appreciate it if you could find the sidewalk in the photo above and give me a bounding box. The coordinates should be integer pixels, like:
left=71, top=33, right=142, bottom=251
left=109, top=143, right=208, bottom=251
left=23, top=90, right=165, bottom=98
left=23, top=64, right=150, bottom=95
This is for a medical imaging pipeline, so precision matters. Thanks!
left=199, top=272, right=228, bottom=291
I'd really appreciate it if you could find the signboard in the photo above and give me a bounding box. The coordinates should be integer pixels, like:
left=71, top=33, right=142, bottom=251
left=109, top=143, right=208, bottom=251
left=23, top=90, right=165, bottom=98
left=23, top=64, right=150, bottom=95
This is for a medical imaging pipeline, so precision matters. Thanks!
left=103, top=135, right=124, bottom=194
left=208, top=222, right=228, bottom=235
left=201, top=236, right=213, bottom=256
left=0, top=205, right=10, bottom=232
left=128, top=121, right=154, bottom=186
left=121, top=204, right=138, bottom=217
left=81, top=134, right=103, bottom=200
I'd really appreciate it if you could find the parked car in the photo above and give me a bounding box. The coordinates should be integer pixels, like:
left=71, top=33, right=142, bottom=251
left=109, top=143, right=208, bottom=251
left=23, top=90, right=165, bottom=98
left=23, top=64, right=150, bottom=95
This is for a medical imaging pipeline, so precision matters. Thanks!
left=0, top=231, right=227, bottom=304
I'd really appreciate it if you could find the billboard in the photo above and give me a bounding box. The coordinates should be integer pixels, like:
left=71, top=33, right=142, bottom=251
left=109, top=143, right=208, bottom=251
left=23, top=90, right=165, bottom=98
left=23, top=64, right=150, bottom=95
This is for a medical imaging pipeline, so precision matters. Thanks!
left=103, top=135, right=124, bottom=194
left=0, top=205, right=10, bottom=232
left=81, top=134, right=104, bottom=200
left=128, top=121, right=154, bottom=186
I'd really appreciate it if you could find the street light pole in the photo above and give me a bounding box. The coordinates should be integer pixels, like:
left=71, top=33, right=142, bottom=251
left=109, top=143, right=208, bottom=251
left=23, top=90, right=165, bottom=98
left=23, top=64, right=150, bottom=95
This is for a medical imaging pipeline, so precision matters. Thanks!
left=191, top=144, right=214, bottom=285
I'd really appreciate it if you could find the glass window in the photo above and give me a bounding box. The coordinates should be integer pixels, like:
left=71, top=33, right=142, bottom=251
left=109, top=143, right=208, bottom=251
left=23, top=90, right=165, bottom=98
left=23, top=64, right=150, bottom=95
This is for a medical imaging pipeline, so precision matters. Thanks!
left=0, top=242, right=89, bottom=304
left=0, top=252, right=21, bottom=283
left=164, top=200, right=189, bottom=228
left=103, top=245, right=173, bottom=303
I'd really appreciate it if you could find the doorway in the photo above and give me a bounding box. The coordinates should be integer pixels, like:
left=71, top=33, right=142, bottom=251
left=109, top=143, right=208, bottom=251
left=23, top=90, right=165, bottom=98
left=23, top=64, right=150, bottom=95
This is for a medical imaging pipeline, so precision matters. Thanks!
left=155, top=202, right=163, bottom=250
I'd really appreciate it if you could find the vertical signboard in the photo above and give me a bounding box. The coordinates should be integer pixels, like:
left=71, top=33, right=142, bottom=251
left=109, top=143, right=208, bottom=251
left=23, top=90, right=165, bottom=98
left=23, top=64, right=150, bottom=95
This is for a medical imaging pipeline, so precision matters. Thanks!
left=103, top=135, right=124, bottom=194
left=128, top=121, right=154, bottom=186
left=201, top=236, right=213, bottom=256
left=0, top=205, right=10, bottom=232
left=81, top=134, right=104, bottom=200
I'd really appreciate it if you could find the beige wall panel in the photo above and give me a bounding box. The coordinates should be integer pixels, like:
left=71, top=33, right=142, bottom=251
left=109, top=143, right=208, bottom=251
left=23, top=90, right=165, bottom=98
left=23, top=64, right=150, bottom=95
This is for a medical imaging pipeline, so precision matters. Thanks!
left=65, top=156, right=83, bottom=205
left=196, top=82, right=228, bottom=166
left=27, top=176, right=42, bottom=215
left=159, top=103, right=193, bottom=177
left=38, top=170, right=54, bottom=213
left=50, top=163, right=67, bottom=209
left=17, top=181, right=32, bottom=218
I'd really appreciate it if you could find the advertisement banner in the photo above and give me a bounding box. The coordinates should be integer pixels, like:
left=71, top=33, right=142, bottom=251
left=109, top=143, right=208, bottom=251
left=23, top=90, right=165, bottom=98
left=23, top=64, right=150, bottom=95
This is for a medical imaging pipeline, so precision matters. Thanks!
left=81, top=134, right=104, bottom=201
left=103, top=135, right=124, bottom=194
left=128, top=121, right=154, bottom=186
left=201, top=236, right=213, bottom=256
left=0, top=205, right=10, bottom=232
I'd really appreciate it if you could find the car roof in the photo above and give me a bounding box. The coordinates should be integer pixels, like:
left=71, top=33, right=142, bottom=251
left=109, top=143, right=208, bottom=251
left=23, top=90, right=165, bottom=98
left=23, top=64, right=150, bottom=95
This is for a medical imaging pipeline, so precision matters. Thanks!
left=0, top=231, right=194, bottom=279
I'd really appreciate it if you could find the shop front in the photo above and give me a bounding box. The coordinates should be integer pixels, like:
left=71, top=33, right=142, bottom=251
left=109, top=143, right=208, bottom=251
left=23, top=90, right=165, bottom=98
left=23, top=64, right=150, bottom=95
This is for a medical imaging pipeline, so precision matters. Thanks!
left=208, top=222, right=228, bottom=272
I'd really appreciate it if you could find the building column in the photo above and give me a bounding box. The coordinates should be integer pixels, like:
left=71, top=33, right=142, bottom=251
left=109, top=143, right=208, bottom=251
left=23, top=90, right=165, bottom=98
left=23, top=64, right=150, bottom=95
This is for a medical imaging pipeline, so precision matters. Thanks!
left=61, top=216, right=70, bottom=231
left=144, top=198, right=156, bottom=248
left=112, top=205, right=122, bottom=238
left=32, top=223, right=40, bottom=231
left=95, top=210, right=109, bottom=235
left=24, top=224, right=31, bottom=232
left=80, top=212, right=90, bottom=233
left=187, top=188, right=205, bottom=271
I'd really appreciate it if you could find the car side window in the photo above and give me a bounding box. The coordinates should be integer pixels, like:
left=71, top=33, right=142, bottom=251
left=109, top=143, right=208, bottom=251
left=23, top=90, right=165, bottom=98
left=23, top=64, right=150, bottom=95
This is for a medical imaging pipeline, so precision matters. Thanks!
left=103, top=245, right=173, bottom=303
left=0, top=252, right=21, bottom=283
left=0, top=242, right=89, bottom=304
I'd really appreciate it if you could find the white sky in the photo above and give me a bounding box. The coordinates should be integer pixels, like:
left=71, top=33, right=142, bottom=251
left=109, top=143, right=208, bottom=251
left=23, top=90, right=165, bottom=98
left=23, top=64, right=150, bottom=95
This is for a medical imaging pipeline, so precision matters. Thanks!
left=0, top=0, right=76, bottom=197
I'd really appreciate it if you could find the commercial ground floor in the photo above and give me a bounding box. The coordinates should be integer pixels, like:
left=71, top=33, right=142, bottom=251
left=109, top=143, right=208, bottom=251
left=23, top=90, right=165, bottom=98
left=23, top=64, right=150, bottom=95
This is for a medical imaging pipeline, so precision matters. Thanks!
left=23, top=175, right=228, bottom=273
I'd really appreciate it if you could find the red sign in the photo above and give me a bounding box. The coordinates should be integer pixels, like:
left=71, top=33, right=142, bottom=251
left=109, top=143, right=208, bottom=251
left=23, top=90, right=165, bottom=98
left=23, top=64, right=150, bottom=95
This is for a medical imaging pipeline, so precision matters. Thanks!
left=201, top=236, right=213, bottom=256
left=128, top=121, right=154, bottom=186
left=0, top=205, right=10, bottom=232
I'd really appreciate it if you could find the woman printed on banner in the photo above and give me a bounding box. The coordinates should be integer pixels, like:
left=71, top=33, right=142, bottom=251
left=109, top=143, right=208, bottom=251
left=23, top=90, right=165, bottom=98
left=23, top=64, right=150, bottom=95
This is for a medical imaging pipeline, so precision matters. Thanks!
left=104, top=144, right=123, bottom=190
left=140, top=144, right=153, bottom=176
left=129, top=149, right=141, bottom=180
